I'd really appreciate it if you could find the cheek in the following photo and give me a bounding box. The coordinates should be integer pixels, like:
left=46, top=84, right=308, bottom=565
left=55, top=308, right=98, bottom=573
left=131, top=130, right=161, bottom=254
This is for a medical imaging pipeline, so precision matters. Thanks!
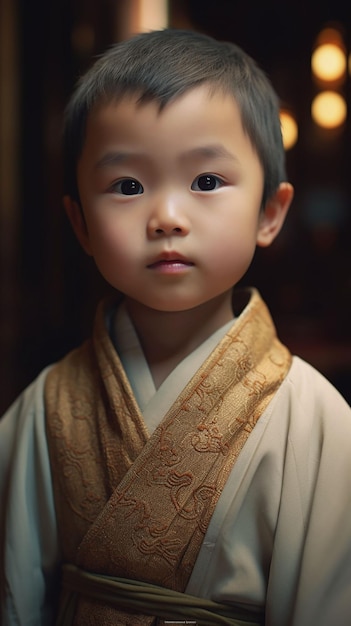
left=211, top=211, right=259, bottom=253
left=213, top=237, right=256, bottom=269
left=85, top=215, right=128, bottom=258
left=82, top=230, right=127, bottom=287
left=207, top=220, right=259, bottom=279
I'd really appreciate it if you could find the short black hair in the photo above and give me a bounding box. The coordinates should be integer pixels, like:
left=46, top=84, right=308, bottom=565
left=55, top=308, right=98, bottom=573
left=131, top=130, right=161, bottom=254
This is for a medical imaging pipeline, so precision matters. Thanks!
left=64, top=28, right=287, bottom=206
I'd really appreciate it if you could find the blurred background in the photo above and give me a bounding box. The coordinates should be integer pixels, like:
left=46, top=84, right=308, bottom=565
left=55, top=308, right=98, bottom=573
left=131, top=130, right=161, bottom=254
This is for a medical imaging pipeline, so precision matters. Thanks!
left=1, top=0, right=351, bottom=415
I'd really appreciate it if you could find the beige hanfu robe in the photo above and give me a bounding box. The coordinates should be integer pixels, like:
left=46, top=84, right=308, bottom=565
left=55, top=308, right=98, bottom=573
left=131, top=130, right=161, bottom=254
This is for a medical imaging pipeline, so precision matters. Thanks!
left=44, top=289, right=292, bottom=625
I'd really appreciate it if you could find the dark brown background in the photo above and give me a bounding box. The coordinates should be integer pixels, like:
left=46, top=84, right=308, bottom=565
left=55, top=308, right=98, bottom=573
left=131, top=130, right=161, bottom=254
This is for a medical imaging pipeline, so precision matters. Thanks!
left=1, top=0, right=350, bottom=415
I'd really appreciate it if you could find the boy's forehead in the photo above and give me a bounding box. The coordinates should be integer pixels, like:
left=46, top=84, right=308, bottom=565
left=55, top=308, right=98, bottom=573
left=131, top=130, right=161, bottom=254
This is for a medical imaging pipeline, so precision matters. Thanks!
left=86, top=85, right=241, bottom=131
left=78, top=84, right=263, bottom=183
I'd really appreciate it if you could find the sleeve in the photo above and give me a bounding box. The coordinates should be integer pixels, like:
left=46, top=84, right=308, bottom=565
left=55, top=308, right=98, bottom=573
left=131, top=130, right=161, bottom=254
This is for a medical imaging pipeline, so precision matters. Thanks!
left=185, top=357, right=351, bottom=626
left=0, top=367, right=61, bottom=626
left=267, top=358, right=351, bottom=626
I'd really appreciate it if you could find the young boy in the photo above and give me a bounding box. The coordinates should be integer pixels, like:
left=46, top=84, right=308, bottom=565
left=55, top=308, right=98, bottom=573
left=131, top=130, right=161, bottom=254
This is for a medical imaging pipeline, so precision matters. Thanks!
left=1, top=28, right=351, bottom=626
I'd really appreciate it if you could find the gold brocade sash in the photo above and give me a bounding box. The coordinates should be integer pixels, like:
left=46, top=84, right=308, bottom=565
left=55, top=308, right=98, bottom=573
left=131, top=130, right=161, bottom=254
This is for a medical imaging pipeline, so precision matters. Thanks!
left=45, top=289, right=292, bottom=625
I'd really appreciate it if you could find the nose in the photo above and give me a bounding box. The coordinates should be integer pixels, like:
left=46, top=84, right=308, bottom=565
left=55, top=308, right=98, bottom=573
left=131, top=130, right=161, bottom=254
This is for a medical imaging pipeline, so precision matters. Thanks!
left=147, top=194, right=190, bottom=239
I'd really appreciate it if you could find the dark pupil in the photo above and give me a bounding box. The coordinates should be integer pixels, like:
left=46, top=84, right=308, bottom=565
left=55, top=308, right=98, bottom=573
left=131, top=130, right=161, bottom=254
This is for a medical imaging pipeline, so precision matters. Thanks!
left=198, top=175, right=216, bottom=190
left=121, top=179, right=140, bottom=195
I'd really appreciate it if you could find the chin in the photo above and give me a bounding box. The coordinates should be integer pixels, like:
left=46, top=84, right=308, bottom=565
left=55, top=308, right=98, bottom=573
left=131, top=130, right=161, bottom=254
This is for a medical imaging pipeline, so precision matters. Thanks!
left=142, top=297, right=214, bottom=314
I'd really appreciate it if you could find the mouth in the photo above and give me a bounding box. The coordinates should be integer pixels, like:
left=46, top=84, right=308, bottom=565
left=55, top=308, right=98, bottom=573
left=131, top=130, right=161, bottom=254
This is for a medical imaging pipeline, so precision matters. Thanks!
left=147, top=252, right=194, bottom=273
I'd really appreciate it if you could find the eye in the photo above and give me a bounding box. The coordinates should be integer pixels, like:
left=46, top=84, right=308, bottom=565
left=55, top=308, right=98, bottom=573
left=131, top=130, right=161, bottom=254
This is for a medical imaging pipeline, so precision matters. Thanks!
left=191, top=174, right=224, bottom=192
left=112, top=178, right=144, bottom=195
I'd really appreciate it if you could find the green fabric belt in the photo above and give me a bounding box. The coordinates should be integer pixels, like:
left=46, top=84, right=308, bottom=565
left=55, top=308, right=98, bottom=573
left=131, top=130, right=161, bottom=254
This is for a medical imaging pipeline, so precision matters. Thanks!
left=57, top=564, right=264, bottom=626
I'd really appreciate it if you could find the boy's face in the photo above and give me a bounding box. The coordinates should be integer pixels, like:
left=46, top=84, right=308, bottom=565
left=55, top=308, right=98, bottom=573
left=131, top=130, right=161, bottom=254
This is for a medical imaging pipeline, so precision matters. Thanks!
left=68, top=86, right=288, bottom=314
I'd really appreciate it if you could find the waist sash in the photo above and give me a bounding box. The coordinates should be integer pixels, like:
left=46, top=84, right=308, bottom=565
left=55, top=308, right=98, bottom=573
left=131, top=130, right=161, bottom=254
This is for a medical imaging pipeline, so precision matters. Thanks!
left=45, top=289, right=291, bottom=624
left=57, top=564, right=264, bottom=626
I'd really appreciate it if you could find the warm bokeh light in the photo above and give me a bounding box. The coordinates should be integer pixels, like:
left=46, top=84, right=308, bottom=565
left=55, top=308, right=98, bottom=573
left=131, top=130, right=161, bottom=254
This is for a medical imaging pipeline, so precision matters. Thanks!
left=311, top=43, right=346, bottom=82
left=123, top=0, right=168, bottom=37
left=280, top=110, right=298, bottom=150
left=311, top=91, right=347, bottom=128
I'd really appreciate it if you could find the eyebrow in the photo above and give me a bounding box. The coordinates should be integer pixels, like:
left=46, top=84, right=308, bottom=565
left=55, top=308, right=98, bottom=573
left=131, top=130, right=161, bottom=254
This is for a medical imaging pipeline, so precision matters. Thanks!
left=95, top=144, right=238, bottom=170
left=180, top=144, right=238, bottom=162
left=95, top=151, right=137, bottom=169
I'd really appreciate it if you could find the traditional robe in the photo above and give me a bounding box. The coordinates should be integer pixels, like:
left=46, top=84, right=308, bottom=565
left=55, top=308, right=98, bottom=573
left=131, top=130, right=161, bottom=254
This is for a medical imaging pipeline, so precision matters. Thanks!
left=1, top=289, right=351, bottom=626
left=45, top=288, right=291, bottom=624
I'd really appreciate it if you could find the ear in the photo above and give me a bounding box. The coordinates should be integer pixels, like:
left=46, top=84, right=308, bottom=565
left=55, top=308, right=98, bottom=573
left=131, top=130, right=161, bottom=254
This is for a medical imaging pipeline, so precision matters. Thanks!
left=256, top=182, right=294, bottom=248
left=63, top=195, right=93, bottom=256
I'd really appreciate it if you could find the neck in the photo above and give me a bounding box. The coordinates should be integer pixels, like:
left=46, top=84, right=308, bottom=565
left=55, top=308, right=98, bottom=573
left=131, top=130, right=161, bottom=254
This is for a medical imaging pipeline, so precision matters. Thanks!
left=125, top=292, right=234, bottom=388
